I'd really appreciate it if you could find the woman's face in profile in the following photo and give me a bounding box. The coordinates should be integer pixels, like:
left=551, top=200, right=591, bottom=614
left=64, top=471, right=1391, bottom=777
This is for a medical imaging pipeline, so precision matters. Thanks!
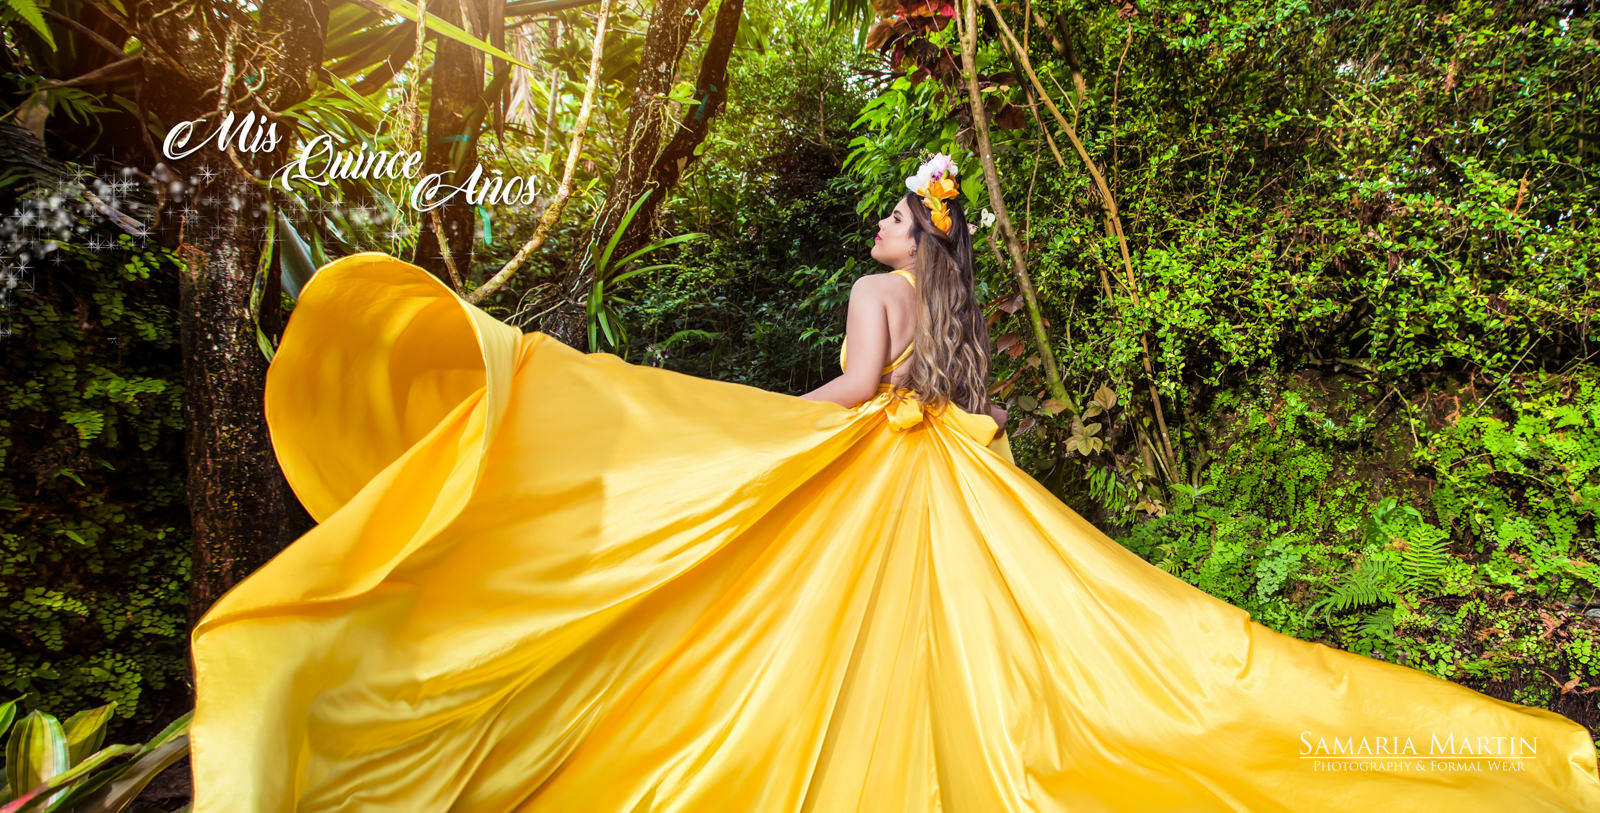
left=872, top=198, right=917, bottom=270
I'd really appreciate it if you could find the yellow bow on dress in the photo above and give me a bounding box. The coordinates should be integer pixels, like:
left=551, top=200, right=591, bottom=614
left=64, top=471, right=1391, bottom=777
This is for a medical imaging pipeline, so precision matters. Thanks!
left=879, top=386, right=1000, bottom=447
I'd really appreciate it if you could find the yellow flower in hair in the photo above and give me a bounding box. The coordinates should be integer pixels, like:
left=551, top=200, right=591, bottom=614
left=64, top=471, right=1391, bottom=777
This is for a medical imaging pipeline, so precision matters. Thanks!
left=920, top=176, right=959, bottom=233
left=906, top=153, right=961, bottom=233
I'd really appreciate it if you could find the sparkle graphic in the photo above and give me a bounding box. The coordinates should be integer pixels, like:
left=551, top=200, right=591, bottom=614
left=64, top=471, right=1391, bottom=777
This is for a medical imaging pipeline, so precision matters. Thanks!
left=2, top=172, right=152, bottom=346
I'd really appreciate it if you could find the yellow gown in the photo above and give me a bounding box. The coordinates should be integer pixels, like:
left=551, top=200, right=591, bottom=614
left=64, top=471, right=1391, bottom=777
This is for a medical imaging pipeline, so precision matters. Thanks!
left=188, top=252, right=1600, bottom=811
left=840, top=268, right=1015, bottom=465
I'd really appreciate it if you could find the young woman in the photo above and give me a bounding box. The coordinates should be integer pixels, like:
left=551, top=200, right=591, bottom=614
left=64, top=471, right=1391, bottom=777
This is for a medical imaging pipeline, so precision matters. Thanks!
left=188, top=155, right=1600, bottom=810
left=798, top=159, right=1009, bottom=436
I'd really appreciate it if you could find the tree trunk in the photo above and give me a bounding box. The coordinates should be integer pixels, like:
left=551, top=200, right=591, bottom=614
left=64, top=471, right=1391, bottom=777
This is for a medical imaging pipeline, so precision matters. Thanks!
left=138, top=0, right=326, bottom=700
left=174, top=227, right=314, bottom=630
left=540, top=0, right=740, bottom=350
left=411, top=0, right=504, bottom=288
left=651, top=0, right=742, bottom=209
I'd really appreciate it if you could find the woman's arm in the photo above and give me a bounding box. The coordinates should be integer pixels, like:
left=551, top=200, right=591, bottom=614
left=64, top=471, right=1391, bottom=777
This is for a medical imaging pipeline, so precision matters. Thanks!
left=801, top=276, right=888, bottom=409
left=988, top=402, right=1008, bottom=431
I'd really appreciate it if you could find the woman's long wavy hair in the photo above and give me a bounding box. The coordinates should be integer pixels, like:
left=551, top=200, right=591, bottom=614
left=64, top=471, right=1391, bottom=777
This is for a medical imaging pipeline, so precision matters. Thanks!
left=892, top=190, right=994, bottom=417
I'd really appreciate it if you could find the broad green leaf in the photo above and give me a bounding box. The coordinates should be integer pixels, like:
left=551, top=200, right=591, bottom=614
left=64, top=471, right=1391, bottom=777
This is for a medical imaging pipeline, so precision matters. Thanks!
left=609, top=262, right=679, bottom=285
left=275, top=209, right=319, bottom=302
left=362, top=0, right=534, bottom=71
left=6, top=711, right=69, bottom=810
left=250, top=209, right=279, bottom=364
left=0, top=699, right=17, bottom=738
left=611, top=232, right=706, bottom=270
left=597, top=193, right=653, bottom=274
left=320, top=70, right=388, bottom=122
left=32, top=743, right=138, bottom=812
left=60, top=703, right=115, bottom=767
left=43, top=735, right=187, bottom=813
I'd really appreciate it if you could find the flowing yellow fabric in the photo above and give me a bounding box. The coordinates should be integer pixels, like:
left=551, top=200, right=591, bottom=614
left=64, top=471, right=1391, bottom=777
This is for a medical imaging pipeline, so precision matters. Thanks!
left=189, top=252, right=1600, bottom=811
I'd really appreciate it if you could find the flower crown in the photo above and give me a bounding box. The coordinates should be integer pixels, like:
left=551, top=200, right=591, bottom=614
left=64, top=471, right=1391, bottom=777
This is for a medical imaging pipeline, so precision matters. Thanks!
left=905, top=153, right=960, bottom=234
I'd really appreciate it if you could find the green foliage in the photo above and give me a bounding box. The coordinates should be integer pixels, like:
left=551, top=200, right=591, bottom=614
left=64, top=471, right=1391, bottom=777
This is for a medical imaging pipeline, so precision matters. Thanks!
left=1116, top=368, right=1600, bottom=711
left=0, top=694, right=191, bottom=812
left=1310, top=557, right=1397, bottom=618
left=0, top=232, right=190, bottom=745
left=838, top=0, right=1600, bottom=485
left=1426, top=372, right=1600, bottom=597
left=1119, top=481, right=1321, bottom=637
left=623, top=0, right=883, bottom=390
left=583, top=191, right=706, bottom=355
left=844, top=74, right=986, bottom=221
left=1095, top=0, right=1599, bottom=397
left=0, top=0, right=56, bottom=51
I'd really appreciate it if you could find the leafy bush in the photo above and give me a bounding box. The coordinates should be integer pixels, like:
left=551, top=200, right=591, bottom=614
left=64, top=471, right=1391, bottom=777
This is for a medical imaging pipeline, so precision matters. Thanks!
left=0, top=694, right=190, bottom=812
left=0, top=235, right=190, bottom=744
left=1119, top=367, right=1600, bottom=732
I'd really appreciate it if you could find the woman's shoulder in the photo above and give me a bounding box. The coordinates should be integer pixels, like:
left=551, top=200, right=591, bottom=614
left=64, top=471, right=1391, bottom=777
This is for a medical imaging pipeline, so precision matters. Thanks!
left=853, top=270, right=896, bottom=284
left=852, top=270, right=916, bottom=292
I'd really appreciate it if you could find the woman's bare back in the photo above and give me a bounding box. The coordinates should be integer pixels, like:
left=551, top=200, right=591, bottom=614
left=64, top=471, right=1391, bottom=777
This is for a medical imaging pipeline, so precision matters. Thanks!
left=879, top=271, right=919, bottom=387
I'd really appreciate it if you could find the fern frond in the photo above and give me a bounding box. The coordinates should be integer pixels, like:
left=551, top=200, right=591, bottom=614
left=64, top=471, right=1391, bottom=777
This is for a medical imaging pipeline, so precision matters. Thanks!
left=1310, top=559, right=1397, bottom=616
left=1358, top=606, right=1396, bottom=637
left=1399, top=527, right=1451, bottom=588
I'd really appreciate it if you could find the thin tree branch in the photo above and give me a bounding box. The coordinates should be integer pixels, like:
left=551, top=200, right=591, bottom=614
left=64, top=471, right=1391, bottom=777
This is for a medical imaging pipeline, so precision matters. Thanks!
left=42, top=9, right=125, bottom=58
left=38, top=55, right=142, bottom=88
left=955, top=0, right=1069, bottom=409
left=469, top=0, right=616, bottom=304
left=980, top=0, right=1179, bottom=475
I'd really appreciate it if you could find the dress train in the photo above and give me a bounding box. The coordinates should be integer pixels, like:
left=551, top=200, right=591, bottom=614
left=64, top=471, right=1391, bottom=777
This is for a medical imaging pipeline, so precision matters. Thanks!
left=188, top=252, right=1600, bottom=811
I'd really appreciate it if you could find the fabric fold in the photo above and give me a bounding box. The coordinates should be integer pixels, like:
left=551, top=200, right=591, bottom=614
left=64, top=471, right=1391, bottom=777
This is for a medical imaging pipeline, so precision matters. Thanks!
left=188, top=252, right=1600, bottom=812
left=262, top=251, right=523, bottom=523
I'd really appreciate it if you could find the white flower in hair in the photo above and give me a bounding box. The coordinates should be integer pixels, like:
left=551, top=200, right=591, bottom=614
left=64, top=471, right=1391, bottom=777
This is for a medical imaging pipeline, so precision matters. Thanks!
left=905, top=152, right=959, bottom=193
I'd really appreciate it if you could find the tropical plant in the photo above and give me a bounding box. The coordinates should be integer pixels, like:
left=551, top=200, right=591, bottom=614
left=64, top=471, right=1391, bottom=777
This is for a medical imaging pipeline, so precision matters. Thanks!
left=1, top=697, right=190, bottom=813
left=582, top=192, right=706, bottom=354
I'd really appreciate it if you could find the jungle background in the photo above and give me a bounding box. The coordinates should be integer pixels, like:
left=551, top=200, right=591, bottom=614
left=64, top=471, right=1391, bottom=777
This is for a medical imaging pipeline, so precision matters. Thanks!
left=1, top=0, right=1597, bottom=807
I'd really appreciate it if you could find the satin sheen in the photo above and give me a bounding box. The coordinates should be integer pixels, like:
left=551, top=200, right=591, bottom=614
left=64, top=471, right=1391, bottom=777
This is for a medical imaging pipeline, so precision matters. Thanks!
left=189, top=252, right=1600, bottom=811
